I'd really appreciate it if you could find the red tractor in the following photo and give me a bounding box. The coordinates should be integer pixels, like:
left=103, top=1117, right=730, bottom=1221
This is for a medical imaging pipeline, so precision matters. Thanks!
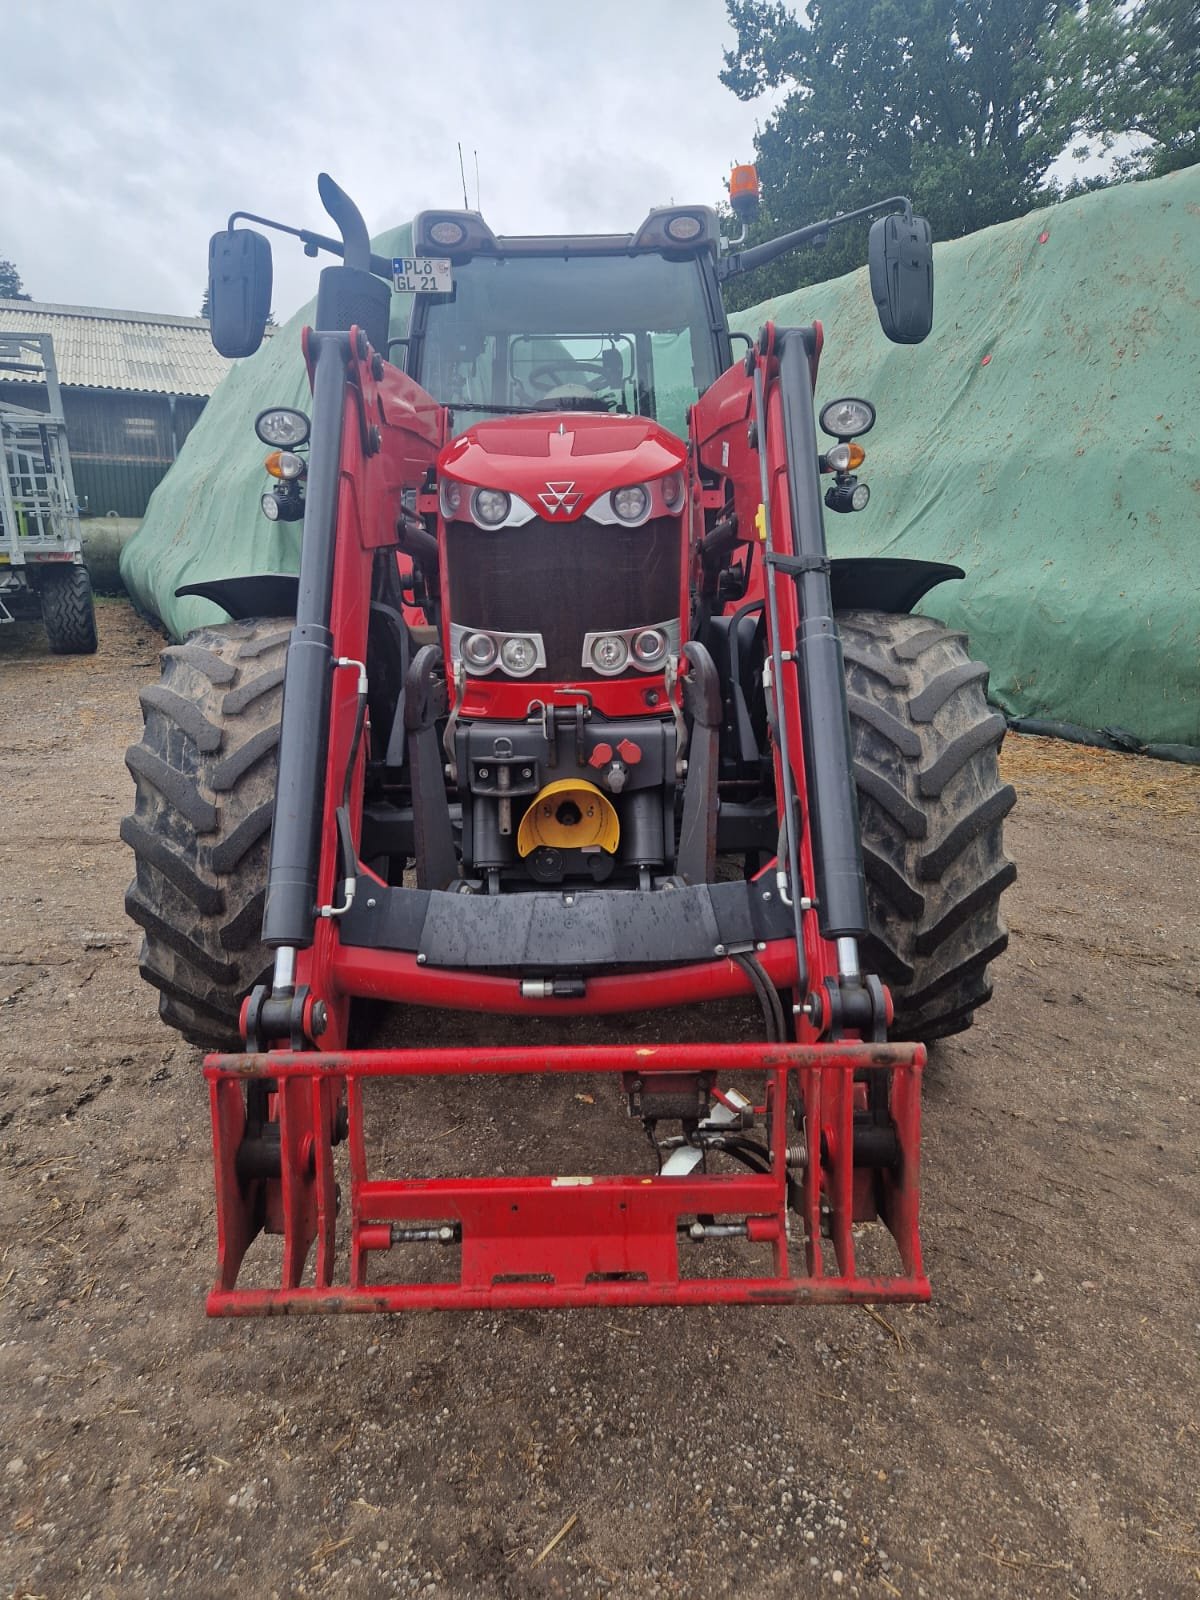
left=123, top=173, right=1013, bottom=1313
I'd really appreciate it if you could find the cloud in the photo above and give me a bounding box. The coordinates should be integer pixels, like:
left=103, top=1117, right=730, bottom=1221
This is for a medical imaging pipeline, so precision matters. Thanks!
left=1, top=0, right=767, bottom=319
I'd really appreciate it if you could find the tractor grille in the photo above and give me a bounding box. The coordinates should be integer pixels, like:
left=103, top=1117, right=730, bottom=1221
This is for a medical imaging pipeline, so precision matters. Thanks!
left=446, top=515, right=681, bottom=683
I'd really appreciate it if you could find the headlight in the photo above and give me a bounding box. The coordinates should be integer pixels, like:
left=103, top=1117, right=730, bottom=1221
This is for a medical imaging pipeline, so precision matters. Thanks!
left=452, top=626, right=545, bottom=676
left=499, top=635, right=540, bottom=676
left=276, top=451, right=305, bottom=480
left=439, top=480, right=463, bottom=519
left=583, top=619, right=679, bottom=675
left=255, top=408, right=311, bottom=448
left=471, top=487, right=512, bottom=528
left=611, top=484, right=651, bottom=525
left=661, top=472, right=685, bottom=512
left=461, top=631, right=498, bottom=671
left=589, top=633, right=630, bottom=675
left=819, top=397, right=876, bottom=440
left=260, top=491, right=280, bottom=521
left=631, top=628, right=668, bottom=667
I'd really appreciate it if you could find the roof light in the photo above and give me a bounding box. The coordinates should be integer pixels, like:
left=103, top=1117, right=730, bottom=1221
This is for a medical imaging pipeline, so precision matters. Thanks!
left=729, top=164, right=761, bottom=224
left=429, top=219, right=467, bottom=248
left=665, top=214, right=703, bottom=243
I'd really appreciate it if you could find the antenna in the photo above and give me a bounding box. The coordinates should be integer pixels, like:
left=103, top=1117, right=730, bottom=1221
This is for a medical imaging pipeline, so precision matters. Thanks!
left=474, top=148, right=480, bottom=211
left=457, top=142, right=469, bottom=210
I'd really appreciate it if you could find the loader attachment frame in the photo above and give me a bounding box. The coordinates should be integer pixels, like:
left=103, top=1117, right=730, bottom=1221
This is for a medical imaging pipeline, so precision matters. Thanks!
left=206, top=1041, right=926, bottom=1312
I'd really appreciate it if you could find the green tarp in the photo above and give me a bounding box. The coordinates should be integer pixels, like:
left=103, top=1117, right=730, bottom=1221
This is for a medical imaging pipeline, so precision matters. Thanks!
left=122, top=171, right=1199, bottom=745
left=730, top=166, right=1200, bottom=749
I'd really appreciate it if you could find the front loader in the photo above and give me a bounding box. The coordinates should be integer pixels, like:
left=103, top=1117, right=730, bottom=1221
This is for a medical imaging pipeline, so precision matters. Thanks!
left=123, top=170, right=1014, bottom=1313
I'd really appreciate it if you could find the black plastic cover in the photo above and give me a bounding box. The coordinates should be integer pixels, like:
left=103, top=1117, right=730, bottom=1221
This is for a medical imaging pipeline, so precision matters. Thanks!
left=868, top=214, right=934, bottom=345
left=207, top=229, right=273, bottom=358
left=340, top=879, right=793, bottom=970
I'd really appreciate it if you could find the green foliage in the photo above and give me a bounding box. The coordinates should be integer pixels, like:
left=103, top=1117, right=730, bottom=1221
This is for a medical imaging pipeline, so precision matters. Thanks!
left=719, top=0, right=1199, bottom=308
left=0, top=258, right=31, bottom=301
left=1042, top=0, right=1200, bottom=179
left=721, top=0, right=1075, bottom=305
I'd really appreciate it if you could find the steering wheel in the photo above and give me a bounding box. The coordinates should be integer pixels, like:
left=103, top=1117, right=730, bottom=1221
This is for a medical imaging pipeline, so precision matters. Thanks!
left=528, top=361, right=612, bottom=396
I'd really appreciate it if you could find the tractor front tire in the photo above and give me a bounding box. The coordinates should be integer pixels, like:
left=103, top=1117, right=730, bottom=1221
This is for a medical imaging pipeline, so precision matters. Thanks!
left=839, top=610, right=1016, bottom=1042
left=39, top=564, right=98, bottom=655
left=122, top=619, right=287, bottom=1049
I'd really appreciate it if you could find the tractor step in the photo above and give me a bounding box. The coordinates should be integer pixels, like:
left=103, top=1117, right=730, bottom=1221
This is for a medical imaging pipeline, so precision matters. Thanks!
left=204, top=1042, right=928, bottom=1314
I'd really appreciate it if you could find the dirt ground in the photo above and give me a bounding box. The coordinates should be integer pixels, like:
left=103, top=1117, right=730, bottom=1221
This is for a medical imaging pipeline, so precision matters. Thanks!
left=1, top=599, right=1198, bottom=1600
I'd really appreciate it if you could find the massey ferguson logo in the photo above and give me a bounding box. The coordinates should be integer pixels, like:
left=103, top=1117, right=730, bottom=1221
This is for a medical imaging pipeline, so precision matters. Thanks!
left=538, top=481, right=581, bottom=516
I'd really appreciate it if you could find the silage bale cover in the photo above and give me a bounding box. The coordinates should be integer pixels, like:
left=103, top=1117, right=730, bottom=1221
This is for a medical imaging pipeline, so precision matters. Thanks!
left=122, top=174, right=1200, bottom=746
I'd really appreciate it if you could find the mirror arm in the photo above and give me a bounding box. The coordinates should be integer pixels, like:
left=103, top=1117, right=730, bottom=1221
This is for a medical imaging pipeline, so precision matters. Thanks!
left=225, top=212, right=393, bottom=281
left=720, top=195, right=912, bottom=281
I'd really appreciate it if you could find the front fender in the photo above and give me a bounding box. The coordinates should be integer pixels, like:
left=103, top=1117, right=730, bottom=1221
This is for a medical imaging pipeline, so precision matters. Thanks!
left=829, top=558, right=963, bottom=614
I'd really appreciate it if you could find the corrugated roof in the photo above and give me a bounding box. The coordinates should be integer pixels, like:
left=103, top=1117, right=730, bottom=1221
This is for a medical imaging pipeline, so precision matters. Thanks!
left=0, top=300, right=234, bottom=397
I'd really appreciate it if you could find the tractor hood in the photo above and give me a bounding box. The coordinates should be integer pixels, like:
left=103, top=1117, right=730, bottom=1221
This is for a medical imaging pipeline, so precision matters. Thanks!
left=438, top=412, right=686, bottom=523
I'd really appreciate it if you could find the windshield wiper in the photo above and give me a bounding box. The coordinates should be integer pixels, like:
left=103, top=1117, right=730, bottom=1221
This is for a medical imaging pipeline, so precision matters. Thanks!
left=439, top=400, right=541, bottom=415
left=441, top=397, right=628, bottom=416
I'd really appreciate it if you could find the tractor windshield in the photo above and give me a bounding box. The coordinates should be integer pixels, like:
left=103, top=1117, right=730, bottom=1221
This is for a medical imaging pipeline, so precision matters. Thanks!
left=414, top=252, right=722, bottom=439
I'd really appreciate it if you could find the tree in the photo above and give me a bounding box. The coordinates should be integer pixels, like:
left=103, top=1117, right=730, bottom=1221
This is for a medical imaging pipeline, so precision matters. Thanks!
left=0, top=258, right=31, bottom=301
left=1043, top=0, right=1200, bottom=179
left=719, top=0, right=1081, bottom=304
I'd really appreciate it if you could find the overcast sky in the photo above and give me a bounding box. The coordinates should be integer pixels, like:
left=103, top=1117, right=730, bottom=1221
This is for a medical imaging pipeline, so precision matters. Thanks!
left=1, top=0, right=777, bottom=321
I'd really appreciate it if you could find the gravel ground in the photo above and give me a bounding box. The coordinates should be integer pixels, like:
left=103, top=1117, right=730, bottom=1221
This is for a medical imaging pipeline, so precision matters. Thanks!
left=1, top=599, right=1198, bottom=1600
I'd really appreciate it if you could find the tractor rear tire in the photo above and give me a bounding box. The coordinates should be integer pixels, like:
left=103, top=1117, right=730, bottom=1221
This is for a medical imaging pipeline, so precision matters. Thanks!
left=839, top=610, right=1016, bottom=1042
left=122, top=618, right=288, bottom=1049
left=39, top=564, right=98, bottom=655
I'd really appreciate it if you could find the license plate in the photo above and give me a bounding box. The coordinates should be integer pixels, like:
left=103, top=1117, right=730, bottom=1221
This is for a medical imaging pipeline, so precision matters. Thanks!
left=392, top=257, right=452, bottom=294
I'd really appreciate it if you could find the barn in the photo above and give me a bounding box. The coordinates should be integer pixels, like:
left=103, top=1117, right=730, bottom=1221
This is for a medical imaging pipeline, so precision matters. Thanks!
left=0, top=298, right=231, bottom=518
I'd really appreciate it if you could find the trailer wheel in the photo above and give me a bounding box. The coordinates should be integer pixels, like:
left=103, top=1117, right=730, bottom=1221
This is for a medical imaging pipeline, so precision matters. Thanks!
left=838, top=610, right=1016, bottom=1042
left=122, top=619, right=288, bottom=1048
left=38, top=564, right=98, bottom=655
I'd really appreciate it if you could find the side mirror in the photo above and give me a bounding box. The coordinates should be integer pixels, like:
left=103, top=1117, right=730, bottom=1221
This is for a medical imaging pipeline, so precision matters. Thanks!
left=869, top=214, right=933, bottom=345
left=207, top=228, right=273, bottom=358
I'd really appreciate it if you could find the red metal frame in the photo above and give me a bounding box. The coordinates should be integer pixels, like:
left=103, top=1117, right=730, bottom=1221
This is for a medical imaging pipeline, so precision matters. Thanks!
left=206, top=1042, right=928, bottom=1313
left=204, top=322, right=934, bottom=1316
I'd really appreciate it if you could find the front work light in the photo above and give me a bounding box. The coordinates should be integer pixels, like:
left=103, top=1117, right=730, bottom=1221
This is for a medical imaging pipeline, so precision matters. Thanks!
left=255, top=408, right=311, bottom=448
left=819, top=397, right=876, bottom=440
left=825, top=477, right=871, bottom=514
left=260, top=491, right=280, bottom=521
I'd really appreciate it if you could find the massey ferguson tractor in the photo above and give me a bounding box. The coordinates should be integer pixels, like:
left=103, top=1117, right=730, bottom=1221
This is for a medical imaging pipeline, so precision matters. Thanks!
left=123, top=171, right=1013, bottom=1313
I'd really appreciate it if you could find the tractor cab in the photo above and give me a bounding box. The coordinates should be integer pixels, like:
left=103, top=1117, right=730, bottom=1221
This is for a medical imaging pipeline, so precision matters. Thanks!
left=405, top=207, right=730, bottom=441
